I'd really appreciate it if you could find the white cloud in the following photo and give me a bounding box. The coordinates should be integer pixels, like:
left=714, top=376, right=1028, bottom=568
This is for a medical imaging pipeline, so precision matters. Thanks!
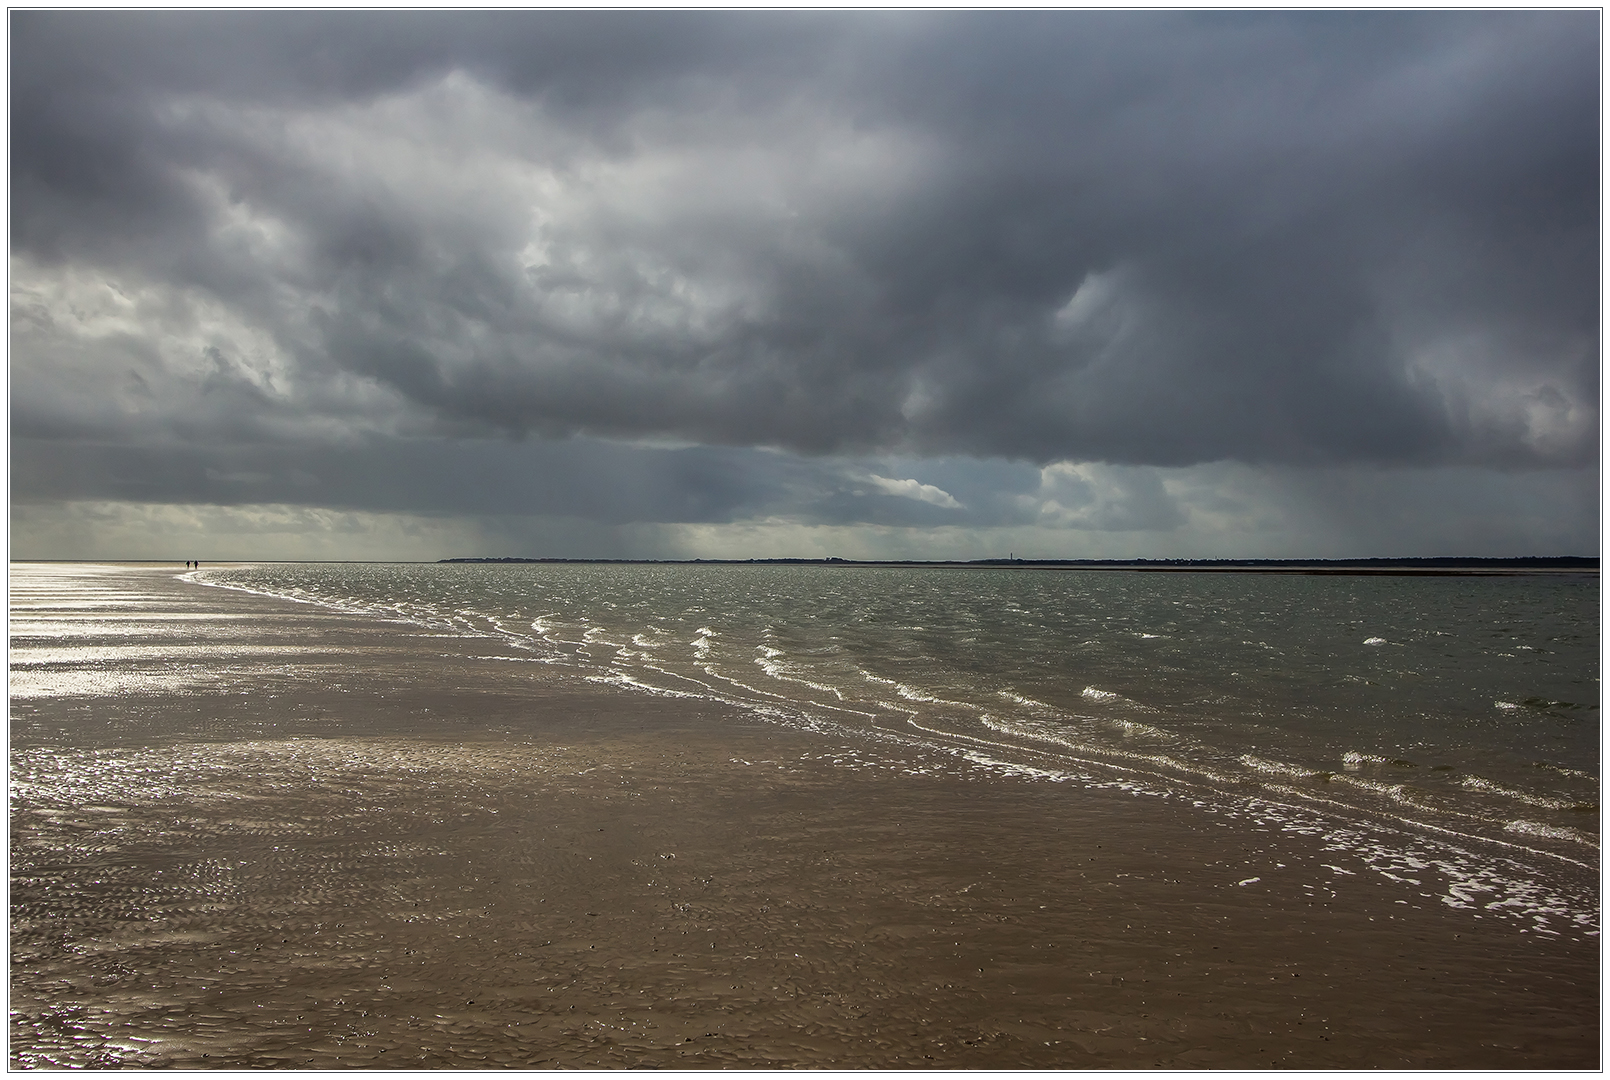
left=862, top=473, right=963, bottom=509
left=1404, top=329, right=1596, bottom=462
left=1031, top=462, right=1184, bottom=532
left=1050, top=269, right=1129, bottom=341
left=9, top=253, right=410, bottom=443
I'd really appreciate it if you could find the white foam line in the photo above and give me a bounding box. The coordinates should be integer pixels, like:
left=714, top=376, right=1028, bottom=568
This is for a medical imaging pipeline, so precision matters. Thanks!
left=586, top=671, right=707, bottom=700
left=996, top=705, right=1598, bottom=866
left=1326, top=782, right=1590, bottom=849
left=903, top=714, right=1196, bottom=798
left=696, top=665, right=802, bottom=704
left=983, top=716, right=1226, bottom=782
left=624, top=660, right=880, bottom=724
left=997, top=689, right=1057, bottom=712
left=1250, top=784, right=1597, bottom=869
left=473, top=655, right=564, bottom=665
left=914, top=712, right=1596, bottom=927
left=189, top=574, right=559, bottom=660
left=856, top=668, right=991, bottom=716
left=1461, top=775, right=1585, bottom=812
left=634, top=663, right=729, bottom=697
left=751, top=653, right=856, bottom=703
left=904, top=713, right=1045, bottom=759
left=191, top=576, right=413, bottom=622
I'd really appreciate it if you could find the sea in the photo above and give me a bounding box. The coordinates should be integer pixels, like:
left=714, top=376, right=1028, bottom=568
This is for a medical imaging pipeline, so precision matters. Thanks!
left=189, top=561, right=1599, bottom=937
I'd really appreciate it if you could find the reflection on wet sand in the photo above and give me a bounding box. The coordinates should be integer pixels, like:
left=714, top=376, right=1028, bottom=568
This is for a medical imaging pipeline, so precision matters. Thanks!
left=9, top=564, right=1599, bottom=1068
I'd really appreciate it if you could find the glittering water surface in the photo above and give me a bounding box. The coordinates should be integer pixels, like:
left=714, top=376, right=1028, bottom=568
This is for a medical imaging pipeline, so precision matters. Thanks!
left=10, top=561, right=1599, bottom=939
left=174, top=561, right=1599, bottom=934
left=7, top=562, right=1601, bottom=1068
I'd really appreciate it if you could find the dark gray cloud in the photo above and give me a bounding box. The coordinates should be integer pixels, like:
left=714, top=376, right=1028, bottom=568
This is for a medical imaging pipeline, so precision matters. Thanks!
left=9, top=10, right=1598, bottom=556
left=10, top=434, right=1048, bottom=531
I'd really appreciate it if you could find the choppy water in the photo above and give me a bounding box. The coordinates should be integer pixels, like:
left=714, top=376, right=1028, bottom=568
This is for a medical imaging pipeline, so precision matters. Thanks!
left=191, top=561, right=1599, bottom=933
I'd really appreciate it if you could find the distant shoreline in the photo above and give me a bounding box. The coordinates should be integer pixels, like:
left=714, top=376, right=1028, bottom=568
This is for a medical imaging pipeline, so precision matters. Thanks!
left=8, top=558, right=1597, bottom=576
left=437, top=556, right=1599, bottom=575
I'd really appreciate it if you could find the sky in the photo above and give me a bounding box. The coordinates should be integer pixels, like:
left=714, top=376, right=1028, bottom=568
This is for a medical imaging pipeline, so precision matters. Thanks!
left=9, top=10, right=1600, bottom=561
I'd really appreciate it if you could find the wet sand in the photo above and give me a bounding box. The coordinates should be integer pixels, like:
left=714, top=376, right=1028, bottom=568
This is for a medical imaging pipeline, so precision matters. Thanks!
left=9, top=564, right=1599, bottom=1068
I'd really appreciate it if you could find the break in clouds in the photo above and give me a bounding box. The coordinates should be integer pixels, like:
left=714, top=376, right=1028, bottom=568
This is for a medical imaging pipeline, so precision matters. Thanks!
left=10, top=11, right=1599, bottom=559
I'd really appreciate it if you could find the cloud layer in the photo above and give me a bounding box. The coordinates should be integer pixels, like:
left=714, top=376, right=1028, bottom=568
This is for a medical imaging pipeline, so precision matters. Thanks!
left=10, top=11, right=1598, bottom=558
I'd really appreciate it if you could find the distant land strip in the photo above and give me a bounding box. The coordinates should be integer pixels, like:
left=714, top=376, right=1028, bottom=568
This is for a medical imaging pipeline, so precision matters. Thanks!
left=438, top=556, right=1598, bottom=575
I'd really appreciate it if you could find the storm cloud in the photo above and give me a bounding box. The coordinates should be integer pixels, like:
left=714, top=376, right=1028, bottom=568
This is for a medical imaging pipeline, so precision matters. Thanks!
left=10, top=11, right=1598, bottom=559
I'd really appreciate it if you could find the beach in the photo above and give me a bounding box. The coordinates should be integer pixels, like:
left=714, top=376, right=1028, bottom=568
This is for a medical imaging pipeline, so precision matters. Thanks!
left=9, top=563, right=1599, bottom=1068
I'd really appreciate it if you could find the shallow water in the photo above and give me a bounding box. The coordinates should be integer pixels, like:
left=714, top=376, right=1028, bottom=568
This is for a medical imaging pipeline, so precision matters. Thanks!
left=163, top=561, right=1601, bottom=938
left=8, top=562, right=1600, bottom=1068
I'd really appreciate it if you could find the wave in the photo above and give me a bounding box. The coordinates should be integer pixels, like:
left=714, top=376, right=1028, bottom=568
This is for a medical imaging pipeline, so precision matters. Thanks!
left=1461, top=775, right=1590, bottom=813
left=1505, top=820, right=1598, bottom=847
left=1239, top=753, right=1325, bottom=780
